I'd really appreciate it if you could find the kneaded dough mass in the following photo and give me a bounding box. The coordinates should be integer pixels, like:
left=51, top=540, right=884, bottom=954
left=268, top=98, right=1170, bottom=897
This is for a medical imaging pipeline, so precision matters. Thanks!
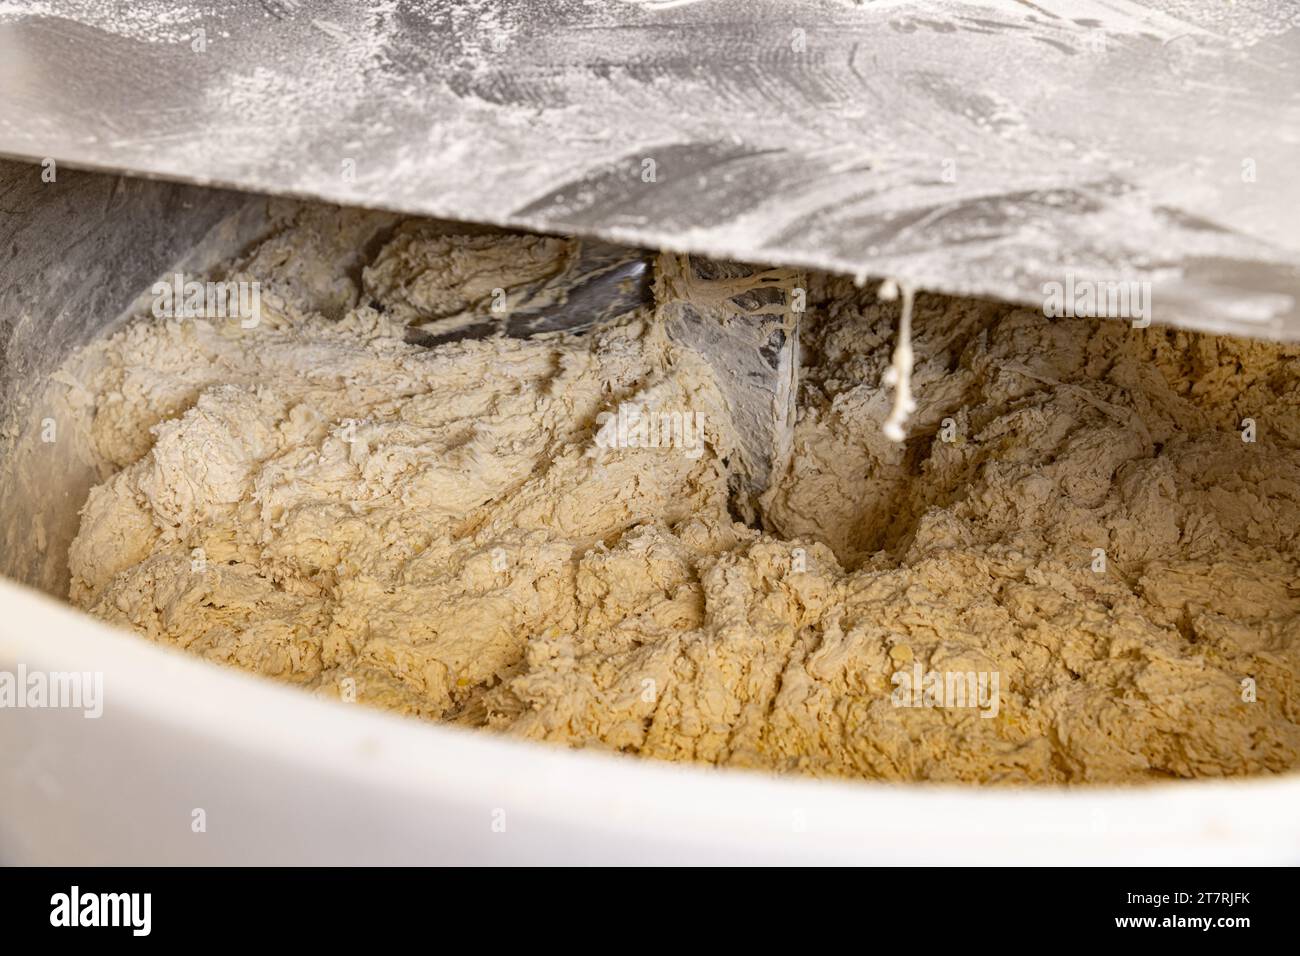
left=65, top=206, right=1300, bottom=785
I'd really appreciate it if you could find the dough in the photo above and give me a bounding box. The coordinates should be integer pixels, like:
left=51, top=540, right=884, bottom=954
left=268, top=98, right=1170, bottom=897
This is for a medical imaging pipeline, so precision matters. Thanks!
left=64, top=206, right=1300, bottom=785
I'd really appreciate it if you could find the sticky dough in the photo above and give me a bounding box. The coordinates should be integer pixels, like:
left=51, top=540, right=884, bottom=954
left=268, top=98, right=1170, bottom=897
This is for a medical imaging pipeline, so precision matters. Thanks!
left=64, top=206, right=1300, bottom=785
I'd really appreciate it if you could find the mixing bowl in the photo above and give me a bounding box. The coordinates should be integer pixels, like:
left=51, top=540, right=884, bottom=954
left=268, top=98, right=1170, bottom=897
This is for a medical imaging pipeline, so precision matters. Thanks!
left=2, top=161, right=1297, bottom=865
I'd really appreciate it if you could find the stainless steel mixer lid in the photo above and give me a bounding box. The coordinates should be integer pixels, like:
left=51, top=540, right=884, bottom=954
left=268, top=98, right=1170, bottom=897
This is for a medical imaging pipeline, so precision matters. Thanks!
left=1, top=0, right=1297, bottom=339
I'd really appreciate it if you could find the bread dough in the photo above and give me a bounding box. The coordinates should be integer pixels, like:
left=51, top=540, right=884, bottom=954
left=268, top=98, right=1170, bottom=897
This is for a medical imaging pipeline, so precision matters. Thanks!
left=64, top=206, right=1300, bottom=785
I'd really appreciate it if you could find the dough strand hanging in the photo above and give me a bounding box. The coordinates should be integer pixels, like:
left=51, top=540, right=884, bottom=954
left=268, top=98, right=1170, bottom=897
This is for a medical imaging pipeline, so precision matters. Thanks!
left=877, top=277, right=916, bottom=442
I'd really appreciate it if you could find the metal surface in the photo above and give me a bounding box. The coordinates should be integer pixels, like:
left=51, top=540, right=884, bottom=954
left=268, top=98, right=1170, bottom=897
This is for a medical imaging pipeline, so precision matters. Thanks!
left=659, top=254, right=801, bottom=517
left=405, top=240, right=655, bottom=346
left=405, top=240, right=800, bottom=513
left=0, top=159, right=274, bottom=594
left=1, top=0, right=1299, bottom=339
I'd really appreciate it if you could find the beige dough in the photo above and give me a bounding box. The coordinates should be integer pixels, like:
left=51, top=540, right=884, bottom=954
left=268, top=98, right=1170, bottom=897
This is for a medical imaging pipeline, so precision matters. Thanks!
left=64, top=206, right=1300, bottom=785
